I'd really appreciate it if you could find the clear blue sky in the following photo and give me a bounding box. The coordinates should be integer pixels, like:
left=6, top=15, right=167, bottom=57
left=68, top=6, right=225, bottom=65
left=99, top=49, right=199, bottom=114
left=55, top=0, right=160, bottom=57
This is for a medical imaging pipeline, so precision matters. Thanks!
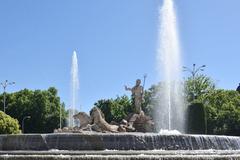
left=0, top=0, right=240, bottom=113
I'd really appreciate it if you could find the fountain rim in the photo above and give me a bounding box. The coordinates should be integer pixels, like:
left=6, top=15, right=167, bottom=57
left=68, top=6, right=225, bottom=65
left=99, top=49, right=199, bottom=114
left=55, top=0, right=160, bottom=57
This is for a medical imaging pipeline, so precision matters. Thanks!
left=0, top=132, right=239, bottom=138
left=0, top=133, right=240, bottom=151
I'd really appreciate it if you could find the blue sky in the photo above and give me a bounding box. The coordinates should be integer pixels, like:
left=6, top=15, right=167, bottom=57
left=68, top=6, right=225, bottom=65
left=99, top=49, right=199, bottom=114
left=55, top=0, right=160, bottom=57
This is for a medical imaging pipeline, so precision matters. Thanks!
left=0, top=0, right=240, bottom=113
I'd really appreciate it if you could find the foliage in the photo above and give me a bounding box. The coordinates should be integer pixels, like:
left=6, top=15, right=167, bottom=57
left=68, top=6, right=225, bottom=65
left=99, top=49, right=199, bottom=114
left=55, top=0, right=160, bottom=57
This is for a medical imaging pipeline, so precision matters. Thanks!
left=185, top=73, right=240, bottom=136
left=205, top=90, right=240, bottom=135
left=94, top=96, right=132, bottom=123
left=184, top=74, right=215, bottom=102
left=197, top=90, right=240, bottom=136
left=0, top=87, right=67, bottom=133
left=0, top=111, right=20, bottom=134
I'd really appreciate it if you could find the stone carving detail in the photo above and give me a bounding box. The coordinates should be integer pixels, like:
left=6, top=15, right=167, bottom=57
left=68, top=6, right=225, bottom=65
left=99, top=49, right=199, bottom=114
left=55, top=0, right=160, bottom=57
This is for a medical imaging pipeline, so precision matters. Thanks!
left=59, top=107, right=155, bottom=133
left=128, top=111, right=155, bottom=132
left=73, top=112, right=91, bottom=129
left=90, top=107, right=119, bottom=132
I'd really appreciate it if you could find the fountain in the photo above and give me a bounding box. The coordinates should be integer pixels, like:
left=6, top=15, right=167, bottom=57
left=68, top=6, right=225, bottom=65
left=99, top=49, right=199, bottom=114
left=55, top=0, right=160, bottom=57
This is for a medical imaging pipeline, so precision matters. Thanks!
left=0, top=0, right=240, bottom=159
left=155, top=0, right=185, bottom=133
left=68, top=51, right=80, bottom=128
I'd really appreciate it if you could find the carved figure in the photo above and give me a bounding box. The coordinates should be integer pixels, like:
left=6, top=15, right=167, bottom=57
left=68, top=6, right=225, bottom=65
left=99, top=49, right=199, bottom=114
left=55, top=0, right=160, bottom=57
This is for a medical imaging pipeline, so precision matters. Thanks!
left=90, top=107, right=119, bottom=133
left=73, top=112, right=92, bottom=129
left=125, top=79, right=144, bottom=114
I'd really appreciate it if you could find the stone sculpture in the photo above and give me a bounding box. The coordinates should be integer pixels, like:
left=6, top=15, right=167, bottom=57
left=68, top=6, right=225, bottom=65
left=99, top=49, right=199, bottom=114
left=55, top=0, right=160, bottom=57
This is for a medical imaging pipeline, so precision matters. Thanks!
left=125, top=111, right=154, bottom=132
left=73, top=112, right=91, bottom=129
left=90, top=107, right=119, bottom=132
left=55, top=77, right=155, bottom=133
left=70, top=107, right=154, bottom=133
left=125, top=79, right=144, bottom=114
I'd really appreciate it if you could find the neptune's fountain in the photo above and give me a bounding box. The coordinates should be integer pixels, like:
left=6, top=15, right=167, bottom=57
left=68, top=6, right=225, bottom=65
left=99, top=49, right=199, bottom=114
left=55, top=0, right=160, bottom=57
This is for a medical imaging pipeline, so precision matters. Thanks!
left=0, top=0, right=240, bottom=159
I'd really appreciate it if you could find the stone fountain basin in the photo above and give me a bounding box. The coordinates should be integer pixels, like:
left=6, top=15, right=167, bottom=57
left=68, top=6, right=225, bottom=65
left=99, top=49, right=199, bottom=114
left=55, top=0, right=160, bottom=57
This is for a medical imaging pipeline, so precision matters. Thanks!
left=0, top=133, right=239, bottom=151
left=1, top=150, right=240, bottom=160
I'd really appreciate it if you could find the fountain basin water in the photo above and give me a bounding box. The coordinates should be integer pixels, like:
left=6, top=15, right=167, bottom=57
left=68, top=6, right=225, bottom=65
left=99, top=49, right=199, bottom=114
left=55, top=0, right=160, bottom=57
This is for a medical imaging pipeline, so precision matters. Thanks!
left=0, top=133, right=240, bottom=151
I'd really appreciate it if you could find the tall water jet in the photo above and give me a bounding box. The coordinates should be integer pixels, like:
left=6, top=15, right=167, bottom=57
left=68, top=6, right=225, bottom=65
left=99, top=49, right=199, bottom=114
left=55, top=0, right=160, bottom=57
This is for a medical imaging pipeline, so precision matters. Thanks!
left=68, top=51, right=80, bottom=128
left=155, top=0, right=185, bottom=132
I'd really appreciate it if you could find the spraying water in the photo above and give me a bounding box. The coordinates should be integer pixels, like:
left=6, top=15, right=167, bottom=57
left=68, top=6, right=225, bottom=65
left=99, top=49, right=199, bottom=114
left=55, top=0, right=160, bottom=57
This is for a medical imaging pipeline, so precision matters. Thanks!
left=68, top=51, right=80, bottom=128
left=155, top=0, right=185, bottom=132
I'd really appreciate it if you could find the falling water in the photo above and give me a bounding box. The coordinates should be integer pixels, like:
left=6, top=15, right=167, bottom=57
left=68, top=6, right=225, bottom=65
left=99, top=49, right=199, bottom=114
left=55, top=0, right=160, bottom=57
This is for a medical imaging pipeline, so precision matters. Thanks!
left=155, top=0, right=185, bottom=132
left=68, top=51, right=80, bottom=128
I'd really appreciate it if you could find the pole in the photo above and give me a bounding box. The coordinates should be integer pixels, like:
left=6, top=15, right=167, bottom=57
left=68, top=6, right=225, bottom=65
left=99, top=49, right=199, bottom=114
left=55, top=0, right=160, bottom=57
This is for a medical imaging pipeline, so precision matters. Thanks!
left=60, top=105, right=62, bottom=129
left=142, top=74, right=147, bottom=91
left=1, top=80, right=15, bottom=113
left=3, top=89, right=6, bottom=113
left=142, top=74, right=147, bottom=100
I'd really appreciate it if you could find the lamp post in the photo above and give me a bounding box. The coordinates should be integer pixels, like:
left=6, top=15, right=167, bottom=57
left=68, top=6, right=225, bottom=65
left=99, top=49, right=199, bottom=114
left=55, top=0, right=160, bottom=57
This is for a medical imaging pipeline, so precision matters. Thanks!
left=183, top=64, right=206, bottom=79
left=1, top=80, right=15, bottom=113
left=22, top=116, right=31, bottom=134
left=60, top=105, right=62, bottom=129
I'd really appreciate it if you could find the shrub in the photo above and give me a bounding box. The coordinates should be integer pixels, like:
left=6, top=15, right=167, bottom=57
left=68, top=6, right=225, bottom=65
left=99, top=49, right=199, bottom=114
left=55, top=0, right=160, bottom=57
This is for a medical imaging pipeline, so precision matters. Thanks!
left=187, top=103, right=206, bottom=134
left=0, top=111, right=20, bottom=134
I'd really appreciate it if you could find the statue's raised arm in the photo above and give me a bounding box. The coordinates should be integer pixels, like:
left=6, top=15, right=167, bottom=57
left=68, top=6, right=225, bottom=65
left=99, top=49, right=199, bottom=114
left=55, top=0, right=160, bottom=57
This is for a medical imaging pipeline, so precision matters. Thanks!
left=125, top=85, right=132, bottom=92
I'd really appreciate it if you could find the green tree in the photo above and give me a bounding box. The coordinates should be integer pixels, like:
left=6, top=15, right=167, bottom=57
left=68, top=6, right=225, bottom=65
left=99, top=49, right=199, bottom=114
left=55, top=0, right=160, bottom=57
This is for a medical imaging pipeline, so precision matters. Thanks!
left=0, top=111, right=20, bottom=134
left=94, top=96, right=132, bottom=123
left=0, top=87, right=67, bottom=133
left=184, top=74, right=215, bottom=102
left=198, top=90, right=240, bottom=136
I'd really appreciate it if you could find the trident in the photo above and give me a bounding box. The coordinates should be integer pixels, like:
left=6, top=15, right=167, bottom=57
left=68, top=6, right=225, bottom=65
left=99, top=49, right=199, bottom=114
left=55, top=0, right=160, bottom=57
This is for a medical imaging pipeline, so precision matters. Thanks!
left=142, top=74, right=147, bottom=92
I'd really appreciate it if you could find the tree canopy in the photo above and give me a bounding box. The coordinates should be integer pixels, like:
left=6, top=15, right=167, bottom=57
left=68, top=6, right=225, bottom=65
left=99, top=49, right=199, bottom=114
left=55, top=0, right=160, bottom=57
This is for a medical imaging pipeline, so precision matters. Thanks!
left=94, top=96, right=132, bottom=123
left=184, top=74, right=215, bottom=102
left=197, top=89, right=240, bottom=136
left=0, top=87, right=67, bottom=133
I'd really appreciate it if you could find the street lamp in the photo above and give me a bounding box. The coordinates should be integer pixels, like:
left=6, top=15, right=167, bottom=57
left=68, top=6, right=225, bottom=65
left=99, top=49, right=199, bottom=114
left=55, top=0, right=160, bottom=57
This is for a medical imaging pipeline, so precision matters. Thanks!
left=22, top=116, right=31, bottom=134
left=0, top=80, right=15, bottom=113
left=183, top=64, right=206, bottom=79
